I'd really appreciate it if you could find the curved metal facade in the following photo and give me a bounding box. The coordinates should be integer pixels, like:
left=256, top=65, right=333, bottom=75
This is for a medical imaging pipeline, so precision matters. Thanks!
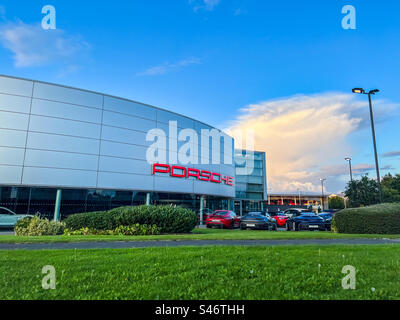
left=0, top=75, right=235, bottom=198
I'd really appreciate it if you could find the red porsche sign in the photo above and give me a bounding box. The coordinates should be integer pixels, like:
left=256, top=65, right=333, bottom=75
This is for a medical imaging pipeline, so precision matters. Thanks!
left=152, top=163, right=234, bottom=186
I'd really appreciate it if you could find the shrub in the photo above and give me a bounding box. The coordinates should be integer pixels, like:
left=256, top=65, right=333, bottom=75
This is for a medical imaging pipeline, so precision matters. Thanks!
left=109, top=205, right=197, bottom=233
left=114, top=224, right=161, bottom=236
left=15, top=216, right=65, bottom=236
left=64, top=205, right=197, bottom=233
left=64, top=211, right=118, bottom=231
left=332, top=202, right=400, bottom=234
left=63, top=224, right=161, bottom=236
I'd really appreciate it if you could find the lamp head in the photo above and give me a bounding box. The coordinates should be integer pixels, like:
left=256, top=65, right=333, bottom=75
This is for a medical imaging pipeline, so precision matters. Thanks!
left=352, top=88, right=365, bottom=94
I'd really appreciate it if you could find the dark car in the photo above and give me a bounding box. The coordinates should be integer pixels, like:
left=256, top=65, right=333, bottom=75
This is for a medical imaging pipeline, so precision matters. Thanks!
left=285, top=211, right=326, bottom=231
left=240, top=212, right=277, bottom=231
left=206, top=210, right=241, bottom=229
left=318, top=212, right=334, bottom=231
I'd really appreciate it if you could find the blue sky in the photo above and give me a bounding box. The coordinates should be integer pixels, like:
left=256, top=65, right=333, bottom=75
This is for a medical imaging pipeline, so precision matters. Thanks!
left=0, top=0, right=399, bottom=193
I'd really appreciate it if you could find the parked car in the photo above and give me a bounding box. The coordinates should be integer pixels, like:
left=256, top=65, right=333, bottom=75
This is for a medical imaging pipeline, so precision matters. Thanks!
left=205, top=210, right=241, bottom=229
left=270, top=212, right=288, bottom=227
left=285, top=211, right=326, bottom=231
left=0, top=207, right=33, bottom=229
left=240, top=212, right=277, bottom=231
left=283, top=208, right=310, bottom=218
left=318, top=212, right=334, bottom=231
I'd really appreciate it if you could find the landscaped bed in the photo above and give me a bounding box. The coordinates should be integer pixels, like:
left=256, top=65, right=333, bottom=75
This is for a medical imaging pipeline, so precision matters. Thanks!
left=1, top=245, right=400, bottom=299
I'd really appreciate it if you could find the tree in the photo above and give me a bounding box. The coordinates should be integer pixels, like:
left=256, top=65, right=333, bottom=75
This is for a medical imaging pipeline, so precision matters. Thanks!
left=344, top=175, right=380, bottom=207
left=328, top=196, right=345, bottom=209
left=381, top=173, right=400, bottom=203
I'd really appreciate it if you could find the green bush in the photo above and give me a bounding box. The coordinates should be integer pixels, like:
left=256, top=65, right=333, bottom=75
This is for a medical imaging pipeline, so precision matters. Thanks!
left=63, top=224, right=161, bottom=236
left=332, top=202, right=400, bottom=234
left=15, top=216, right=65, bottom=236
left=64, top=211, right=118, bottom=231
left=64, top=205, right=197, bottom=233
left=109, top=205, right=197, bottom=233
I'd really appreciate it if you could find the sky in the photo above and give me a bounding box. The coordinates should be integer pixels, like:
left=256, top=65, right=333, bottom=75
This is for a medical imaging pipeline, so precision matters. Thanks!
left=0, top=0, right=399, bottom=193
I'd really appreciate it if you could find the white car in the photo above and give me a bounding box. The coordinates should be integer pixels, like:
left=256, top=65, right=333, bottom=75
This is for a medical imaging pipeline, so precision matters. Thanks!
left=0, top=207, right=33, bottom=228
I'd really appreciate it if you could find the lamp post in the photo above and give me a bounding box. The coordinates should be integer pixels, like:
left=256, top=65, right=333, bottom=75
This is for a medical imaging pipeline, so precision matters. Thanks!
left=320, top=178, right=326, bottom=211
left=297, top=188, right=301, bottom=206
left=352, top=88, right=382, bottom=203
left=345, top=157, right=353, bottom=182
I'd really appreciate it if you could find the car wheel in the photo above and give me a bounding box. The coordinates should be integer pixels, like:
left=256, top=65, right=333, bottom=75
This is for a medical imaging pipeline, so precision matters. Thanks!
left=273, top=223, right=277, bottom=231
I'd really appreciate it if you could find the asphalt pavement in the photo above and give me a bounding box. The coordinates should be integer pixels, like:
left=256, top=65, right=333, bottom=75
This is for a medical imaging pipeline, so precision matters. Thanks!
left=1, top=238, right=400, bottom=250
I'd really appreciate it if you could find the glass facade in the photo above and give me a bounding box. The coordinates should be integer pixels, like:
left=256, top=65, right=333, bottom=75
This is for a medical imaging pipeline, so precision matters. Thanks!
left=234, top=150, right=268, bottom=215
left=234, top=150, right=267, bottom=201
left=0, top=186, right=231, bottom=219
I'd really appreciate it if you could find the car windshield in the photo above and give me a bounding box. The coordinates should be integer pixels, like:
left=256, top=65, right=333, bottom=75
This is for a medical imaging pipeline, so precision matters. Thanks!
left=0, top=208, right=14, bottom=215
left=212, top=211, right=229, bottom=216
left=248, top=212, right=262, bottom=216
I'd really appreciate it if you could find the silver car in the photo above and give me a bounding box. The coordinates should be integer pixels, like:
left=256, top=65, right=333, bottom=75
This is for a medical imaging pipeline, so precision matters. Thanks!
left=0, top=207, right=33, bottom=228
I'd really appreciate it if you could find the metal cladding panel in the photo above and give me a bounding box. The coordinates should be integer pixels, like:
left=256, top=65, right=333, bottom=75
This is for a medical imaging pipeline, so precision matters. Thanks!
left=0, top=75, right=235, bottom=197
left=22, top=167, right=98, bottom=188
left=0, top=93, right=31, bottom=113
left=97, top=172, right=154, bottom=191
left=0, top=147, right=25, bottom=166
left=0, top=165, right=23, bottom=185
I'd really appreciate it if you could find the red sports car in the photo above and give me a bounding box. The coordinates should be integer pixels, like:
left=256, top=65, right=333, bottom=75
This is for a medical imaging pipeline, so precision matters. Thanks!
left=272, top=212, right=288, bottom=227
left=206, top=210, right=241, bottom=229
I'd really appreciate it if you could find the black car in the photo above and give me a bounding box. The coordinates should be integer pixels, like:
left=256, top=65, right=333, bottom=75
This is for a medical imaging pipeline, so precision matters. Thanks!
left=240, top=212, right=277, bottom=231
left=285, top=211, right=326, bottom=231
left=318, top=212, right=334, bottom=231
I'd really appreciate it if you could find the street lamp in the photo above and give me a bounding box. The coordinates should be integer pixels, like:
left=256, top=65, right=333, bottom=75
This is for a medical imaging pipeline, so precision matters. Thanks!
left=345, top=157, right=353, bottom=182
left=320, top=178, right=326, bottom=211
left=352, top=88, right=382, bottom=202
left=297, top=188, right=301, bottom=206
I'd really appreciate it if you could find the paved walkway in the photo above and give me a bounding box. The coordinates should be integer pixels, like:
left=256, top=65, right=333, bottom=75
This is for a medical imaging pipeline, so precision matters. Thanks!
left=1, top=238, right=400, bottom=250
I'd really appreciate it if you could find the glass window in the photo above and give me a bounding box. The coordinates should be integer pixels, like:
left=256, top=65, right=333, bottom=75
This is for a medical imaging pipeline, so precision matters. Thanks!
left=111, top=191, right=134, bottom=209
left=60, top=189, right=88, bottom=218
left=29, top=188, right=57, bottom=219
left=86, top=189, right=113, bottom=213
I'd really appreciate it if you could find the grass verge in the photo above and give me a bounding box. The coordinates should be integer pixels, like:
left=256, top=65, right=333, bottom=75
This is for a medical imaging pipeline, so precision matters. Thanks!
left=1, top=245, right=399, bottom=299
left=1, top=228, right=400, bottom=243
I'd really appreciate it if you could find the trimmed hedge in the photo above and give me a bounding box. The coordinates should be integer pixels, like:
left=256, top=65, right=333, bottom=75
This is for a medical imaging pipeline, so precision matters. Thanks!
left=64, top=205, right=198, bottom=233
left=332, top=202, right=400, bottom=234
left=63, top=211, right=118, bottom=231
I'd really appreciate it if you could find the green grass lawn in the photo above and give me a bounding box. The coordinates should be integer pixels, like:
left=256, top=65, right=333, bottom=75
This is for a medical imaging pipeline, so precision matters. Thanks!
left=1, top=245, right=400, bottom=299
left=1, top=228, right=400, bottom=243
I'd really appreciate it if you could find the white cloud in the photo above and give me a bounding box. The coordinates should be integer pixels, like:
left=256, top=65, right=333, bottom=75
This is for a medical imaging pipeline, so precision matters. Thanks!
left=189, top=0, right=221, bottom=12
left=0, top=21, right=89, bottom=67
left=224, top=93, right=397, bottom=193
left=137, top=57, right=201, bottom=76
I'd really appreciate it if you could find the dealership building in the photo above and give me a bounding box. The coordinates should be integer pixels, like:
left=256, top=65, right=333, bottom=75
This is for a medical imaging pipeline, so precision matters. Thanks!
left=0, top=75, right=268, bottom=220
